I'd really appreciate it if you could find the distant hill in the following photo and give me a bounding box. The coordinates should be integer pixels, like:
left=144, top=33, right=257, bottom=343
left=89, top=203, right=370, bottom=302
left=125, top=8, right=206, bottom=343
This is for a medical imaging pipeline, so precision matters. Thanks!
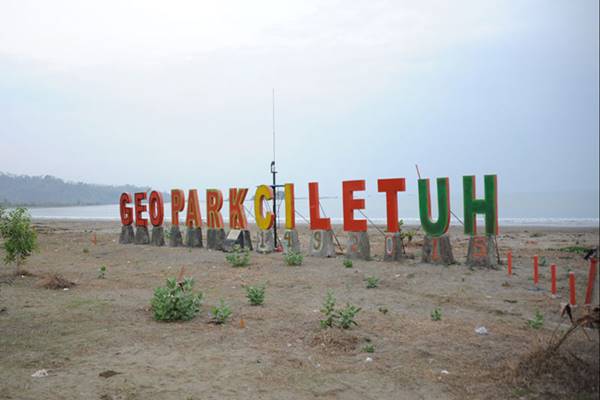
left=0, top=172, right=166, bottom=207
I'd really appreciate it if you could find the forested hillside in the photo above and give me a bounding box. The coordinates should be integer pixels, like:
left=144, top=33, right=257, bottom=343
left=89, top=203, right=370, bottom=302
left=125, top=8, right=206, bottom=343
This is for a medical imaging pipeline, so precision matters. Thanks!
left=0, top=172, right=162, bottom=207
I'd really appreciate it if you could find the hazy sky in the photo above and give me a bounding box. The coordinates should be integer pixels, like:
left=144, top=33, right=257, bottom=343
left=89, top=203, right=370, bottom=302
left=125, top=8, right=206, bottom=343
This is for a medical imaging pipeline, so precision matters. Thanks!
left=1, top=1, right=598, bottom=201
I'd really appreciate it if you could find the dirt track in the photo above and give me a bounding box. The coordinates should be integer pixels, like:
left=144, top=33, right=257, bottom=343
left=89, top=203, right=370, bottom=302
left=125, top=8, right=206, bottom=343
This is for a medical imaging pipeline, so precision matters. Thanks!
left=1, top=221, right=598, bottom=399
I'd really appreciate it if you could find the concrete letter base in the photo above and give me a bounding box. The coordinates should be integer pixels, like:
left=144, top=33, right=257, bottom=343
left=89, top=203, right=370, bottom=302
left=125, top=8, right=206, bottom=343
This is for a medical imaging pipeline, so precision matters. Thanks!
left=134, top=226, right=150, bottom=245
left=222, top=229, right=253, bottom=252
left=119, top=225, right=135, bottom=244
left=283, top=229, right=301, bottom=254
left=309, top=230, right=335, bottom=258
left=206, top=228, right=226, bottom=250
left=383, top=232, right=404, bottom=262
left=346, top=231, right=371, bottom=260
left=256, top=230, right=275, bottom=254
left=169, top=226, right=183, bottom=247
left=422, top=235, right=455, bottom=265
left=185, top=227, right=203, bottom=248
left=150, top=226, right=165, bottom=246
left=466, top=235, right=498, bottom=268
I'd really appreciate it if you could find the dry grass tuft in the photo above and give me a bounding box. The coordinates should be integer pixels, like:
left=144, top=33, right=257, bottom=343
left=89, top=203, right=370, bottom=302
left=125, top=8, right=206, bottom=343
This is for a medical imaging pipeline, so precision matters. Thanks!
left=310, top=329, right=360, bottom=354
left=36, top=274, right=75, bottom=290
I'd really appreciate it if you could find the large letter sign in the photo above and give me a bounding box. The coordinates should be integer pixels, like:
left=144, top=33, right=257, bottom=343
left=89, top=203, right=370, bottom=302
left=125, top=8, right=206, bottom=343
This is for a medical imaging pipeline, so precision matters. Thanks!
left=342, top=180, right=367, bottom=232
left=185, top=189, right=202, bottom=228
left=229, top=188, right=248, bottom=230
left=284, top=183, right=295, bottom=230
left=148, top=191, right=164, bottom=227
left=377, top=178, right=406, bottom=233
left=254, top=184, right=275, bottom=231
left=418, top=177, right=450, bottom=237
left=206, top=189, right=224, bottom=229
left=308, top=182, right=331, bottom=230
left=463, top=175, right=498, bottom=236
left=171, top=189, right=185, bottom=226
left=120, top=193, right=134, bottom=226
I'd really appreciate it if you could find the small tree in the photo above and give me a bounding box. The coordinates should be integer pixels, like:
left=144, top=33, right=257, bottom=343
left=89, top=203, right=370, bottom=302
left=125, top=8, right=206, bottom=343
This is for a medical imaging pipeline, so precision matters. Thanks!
left=0, top=207, right=37, bottom=271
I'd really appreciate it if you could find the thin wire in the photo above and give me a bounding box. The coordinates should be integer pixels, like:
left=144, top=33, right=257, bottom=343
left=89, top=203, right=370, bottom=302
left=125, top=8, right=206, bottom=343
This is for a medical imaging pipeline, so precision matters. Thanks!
left=358, top=209, right=386, bottom=237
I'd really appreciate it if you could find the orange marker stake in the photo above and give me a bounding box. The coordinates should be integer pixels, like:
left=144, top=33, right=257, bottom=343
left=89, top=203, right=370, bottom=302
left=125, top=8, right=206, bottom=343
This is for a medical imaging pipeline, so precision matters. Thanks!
left=533, top=255, right=539, bottom=286
left=569, top=271, right=576, bottom=306
left=585, top=258, right=597, bottom=305
left=507, top=251, right=513, bottom=276
left=92, top=232, right=97, bottom=246
left=550, top=264, right=557, bottom=295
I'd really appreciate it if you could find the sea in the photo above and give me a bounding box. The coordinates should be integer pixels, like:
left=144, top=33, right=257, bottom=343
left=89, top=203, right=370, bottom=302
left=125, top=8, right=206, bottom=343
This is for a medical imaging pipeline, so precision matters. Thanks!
left=21, top=191, right=600, bottom=228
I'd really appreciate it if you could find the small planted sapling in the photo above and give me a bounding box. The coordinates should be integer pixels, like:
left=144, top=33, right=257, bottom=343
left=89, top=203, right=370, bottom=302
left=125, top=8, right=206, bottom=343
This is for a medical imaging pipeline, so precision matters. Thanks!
left=431, top=307, right=442, bottom=321
left=211, top=300, right=232, bottom=324
left=98, top=265, right=107, bottom=279
left=284, top=250, right=303, bottom=266
left=527, top=310, right=544, bottom=329
left=245, top=285, right=266, bottom=306
left=365, top=276, right=380, bottom=289
left=226, top=245, right=250, bottom=267
left=343, top=259, right=353, bottom=268
left=151, top=277, right=203, bottom=321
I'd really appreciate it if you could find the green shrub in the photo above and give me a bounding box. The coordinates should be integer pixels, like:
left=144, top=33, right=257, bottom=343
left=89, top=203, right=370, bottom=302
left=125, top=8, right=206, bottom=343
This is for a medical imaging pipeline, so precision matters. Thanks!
left=343, top=259, right=353, bottom=268
left=431, top=307, right=442, bottom=321
left=362, top=343, right=375, bottom=353
left=225, top=245, right=250, bottom=267
left=559, top=246, right=588, bottom=254
left=365, top=276, right=379, bottom=289
left=320, top=290, right=337, bottom=328
left=98, top=265, right=106, bottom=279
left=245, top=285, right=266, bottom=306
left=151, top=277, right=203, bottom=321
left=319, top=290, right=361, bottom=329
left=527, top=310, right=544, bottom=329
left=211, top=300, right=232, bottom=324
left=337, top=303, right=361, bottom=329
left=284, top=250, right=303, bottom=266
left=0, top=207, right=37, bottom=267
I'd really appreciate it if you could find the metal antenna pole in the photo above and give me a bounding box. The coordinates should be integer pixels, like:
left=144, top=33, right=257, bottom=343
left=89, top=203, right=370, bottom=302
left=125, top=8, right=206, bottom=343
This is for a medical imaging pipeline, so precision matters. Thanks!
left=271, top=88, right=279, bottom=248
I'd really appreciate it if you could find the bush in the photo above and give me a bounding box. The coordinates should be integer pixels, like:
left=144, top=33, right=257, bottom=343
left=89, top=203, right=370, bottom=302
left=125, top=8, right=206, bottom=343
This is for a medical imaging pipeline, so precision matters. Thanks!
left=431, top=307, right=442, bottom=321
left=245, top=285, right=266, bottom=306
left=337, top=303, right=361, bottom=329
left=98, top=265, right=106, bottom=279
left=365, top=276, right=379, bottom=289
left=151, top=277, right=203, bottom=321
left=211, top=300, right=232, bottom=324
left=343, top=259, right=353, bottom=268
left=225, top=245, right=250, bottom=267
left=284, top=250, right=303, bottom=266
left=320, top=290, right=337, bottom=328
left=527, top=310, right=544, bottom=329
left=0, top=207, right=37, bottom=267
left=319, top=290, right=361, bottom=330
left=362, top=343, right=375, bottom=353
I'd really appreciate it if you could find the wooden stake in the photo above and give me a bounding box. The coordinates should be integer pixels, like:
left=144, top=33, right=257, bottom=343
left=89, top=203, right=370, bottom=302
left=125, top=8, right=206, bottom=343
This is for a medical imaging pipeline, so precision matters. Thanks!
left=507, top=251, right=512, bottom=276
left=533, top=255, right=539, bottom=286
left=585, top=258, right=597, bottom=305
left=551, top=264, right=557, bottom=295
left=569, top=271, right=576, bottom=306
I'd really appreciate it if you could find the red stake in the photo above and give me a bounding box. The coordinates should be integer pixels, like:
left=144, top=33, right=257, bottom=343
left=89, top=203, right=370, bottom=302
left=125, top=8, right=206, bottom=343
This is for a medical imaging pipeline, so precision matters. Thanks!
left=533, top=255, right=539, bottom=286
left=585, top=258, right=597, bottom=305
left=569, top=271, right=576, bottom=306
left=507, top=251, right=513, bottom=276
left=550, top=264, right=557, bottom=295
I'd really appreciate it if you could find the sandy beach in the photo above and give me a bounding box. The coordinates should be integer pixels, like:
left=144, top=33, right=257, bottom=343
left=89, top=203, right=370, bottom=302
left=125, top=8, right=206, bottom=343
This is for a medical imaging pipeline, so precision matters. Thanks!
left=0, top=220, right=598, bottom=399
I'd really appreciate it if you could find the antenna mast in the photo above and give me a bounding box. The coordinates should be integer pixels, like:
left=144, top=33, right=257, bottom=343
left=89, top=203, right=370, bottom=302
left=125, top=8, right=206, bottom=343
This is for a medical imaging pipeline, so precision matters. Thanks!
left=270, top=89, right=281, bottom=250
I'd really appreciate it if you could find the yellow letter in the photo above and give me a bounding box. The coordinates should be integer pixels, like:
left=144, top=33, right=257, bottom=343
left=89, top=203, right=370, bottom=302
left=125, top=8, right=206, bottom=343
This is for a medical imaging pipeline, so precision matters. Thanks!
left=254, top=185, right=274, bottom=231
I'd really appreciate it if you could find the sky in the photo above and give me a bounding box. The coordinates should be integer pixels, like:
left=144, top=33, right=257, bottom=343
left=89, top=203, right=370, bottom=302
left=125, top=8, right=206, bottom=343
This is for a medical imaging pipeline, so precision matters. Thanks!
left=0, top=1, right=598, bottom=217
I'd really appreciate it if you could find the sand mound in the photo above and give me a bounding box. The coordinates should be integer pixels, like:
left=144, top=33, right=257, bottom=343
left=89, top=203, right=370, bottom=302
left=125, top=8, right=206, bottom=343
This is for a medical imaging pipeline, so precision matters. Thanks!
left=36, top=274, right=75, bottom=290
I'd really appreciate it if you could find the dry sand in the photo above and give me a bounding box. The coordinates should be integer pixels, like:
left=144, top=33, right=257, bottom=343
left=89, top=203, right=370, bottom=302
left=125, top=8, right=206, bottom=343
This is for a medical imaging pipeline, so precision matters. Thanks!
left=0, top=220, right=598, bottom=399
